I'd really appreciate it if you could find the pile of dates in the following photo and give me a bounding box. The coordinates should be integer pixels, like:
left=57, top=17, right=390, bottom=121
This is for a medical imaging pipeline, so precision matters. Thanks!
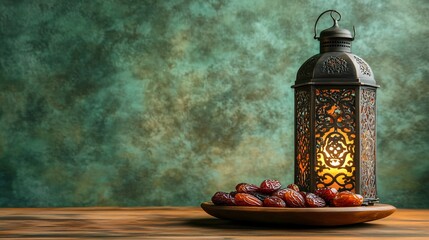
left=211, top=179, right=363, bottom=207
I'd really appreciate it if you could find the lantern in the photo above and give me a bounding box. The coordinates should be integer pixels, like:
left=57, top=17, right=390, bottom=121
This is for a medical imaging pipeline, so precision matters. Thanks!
left=292, top=10, right=379, bottom=204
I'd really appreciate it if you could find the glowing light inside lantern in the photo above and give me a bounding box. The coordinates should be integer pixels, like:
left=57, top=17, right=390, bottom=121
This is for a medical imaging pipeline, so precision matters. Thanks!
left=314, top=88, right=357, bottom=193
left=316, top=127, right=355, bottom=191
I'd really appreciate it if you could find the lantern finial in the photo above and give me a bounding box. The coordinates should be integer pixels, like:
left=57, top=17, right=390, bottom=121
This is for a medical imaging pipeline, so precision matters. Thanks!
left=313, top=10, right=342, bottom=40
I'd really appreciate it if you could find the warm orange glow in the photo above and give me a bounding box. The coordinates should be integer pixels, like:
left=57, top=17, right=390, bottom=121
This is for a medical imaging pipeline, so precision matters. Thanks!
left=316, top=128, right=355, bottom=192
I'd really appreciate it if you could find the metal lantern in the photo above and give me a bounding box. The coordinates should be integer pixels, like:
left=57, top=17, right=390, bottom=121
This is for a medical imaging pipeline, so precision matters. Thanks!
left=292, top=10, right=379, bottom=204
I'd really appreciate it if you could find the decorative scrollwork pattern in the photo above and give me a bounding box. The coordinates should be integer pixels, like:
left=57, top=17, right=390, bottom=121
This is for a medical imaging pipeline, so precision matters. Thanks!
left=354, top=56, right=371, bottom=76
left=321, top=56, right=349, bottom=74
left=315, top=88, right=356, bottom=192
left=295, top=90, right=311, bottom=191
left=360, top=88, right=377, bottom=199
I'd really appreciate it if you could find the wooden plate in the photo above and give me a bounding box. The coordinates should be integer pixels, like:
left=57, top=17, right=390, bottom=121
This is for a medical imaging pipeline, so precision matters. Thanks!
left=201, top=202, right=396, bottom=226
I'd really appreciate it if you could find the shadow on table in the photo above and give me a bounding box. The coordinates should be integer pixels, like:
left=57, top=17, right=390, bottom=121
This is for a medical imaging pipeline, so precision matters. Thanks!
left=185, top=217, right=381, bottom=231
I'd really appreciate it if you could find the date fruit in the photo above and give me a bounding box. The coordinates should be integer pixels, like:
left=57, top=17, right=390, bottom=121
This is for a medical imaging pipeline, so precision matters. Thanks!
left=305, top=193, right=326, bottom=207
left=283, top=188, right=306, bottom=208
left=211, top=192, right=236, bottom=206
left=236, top=183, right=259, bottom=193
left=263, top=196, right=286, bottom=207
left=271, top=188, right=288, bottom=200
left=250, top=192, right=269, bottom=201
left=259, top=179, right=282, bottom=194
left=314, top=187, right=338, bottom=204
left=210, top=181, right=365, bottom=208
left=299, top=191, right=307, bottom=200
left=332, top=191, right=363, bottom=207
left=234, top=193, right=263, bottom=207
left=287, top=183, right=300, bottom=192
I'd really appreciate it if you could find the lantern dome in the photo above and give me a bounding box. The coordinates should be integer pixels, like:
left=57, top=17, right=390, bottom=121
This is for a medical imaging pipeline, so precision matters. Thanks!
left=295, top=52, right=377, bottom=87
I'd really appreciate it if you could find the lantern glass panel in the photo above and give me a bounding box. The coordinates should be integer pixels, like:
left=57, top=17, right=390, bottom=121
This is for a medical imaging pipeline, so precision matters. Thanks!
left=315, top=88, right=356, bottom=192
left=360, top=88, right=377, bottom=199
left=295, top=89, right=311, bottom=191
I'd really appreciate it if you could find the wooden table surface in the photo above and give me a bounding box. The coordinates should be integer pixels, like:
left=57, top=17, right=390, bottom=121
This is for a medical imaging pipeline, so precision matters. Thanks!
left=0, top=206, right=428, bottom=239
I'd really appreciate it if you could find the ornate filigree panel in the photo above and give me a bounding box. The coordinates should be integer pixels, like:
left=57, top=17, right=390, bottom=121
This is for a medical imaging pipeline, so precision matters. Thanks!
left=295, top=90, right=311, bottom=191
left=354, top=56, right=371, bottom=76
left=315, top=88, right=356, bottom=191
left=360, top=88, right=377, bottom=199
left=321, top=56, right=349, bottom=74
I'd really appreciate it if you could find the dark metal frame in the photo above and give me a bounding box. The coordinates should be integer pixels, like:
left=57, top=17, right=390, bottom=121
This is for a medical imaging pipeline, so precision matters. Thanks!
left=294, top=84, right=378, bottom=204
left=292, top=10, right=379, bottom=204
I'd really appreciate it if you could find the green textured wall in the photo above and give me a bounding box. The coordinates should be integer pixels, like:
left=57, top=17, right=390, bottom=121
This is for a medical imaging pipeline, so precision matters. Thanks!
left=0, top=0, right=427, bottom=208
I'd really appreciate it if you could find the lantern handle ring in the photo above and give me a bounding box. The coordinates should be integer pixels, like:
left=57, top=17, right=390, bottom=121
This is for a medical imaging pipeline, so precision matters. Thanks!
left=314, top=10, right=355, bottom=40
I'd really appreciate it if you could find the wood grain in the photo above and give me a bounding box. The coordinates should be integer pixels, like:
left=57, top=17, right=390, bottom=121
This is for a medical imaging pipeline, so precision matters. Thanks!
left=0, top=207, right=428, bottom=239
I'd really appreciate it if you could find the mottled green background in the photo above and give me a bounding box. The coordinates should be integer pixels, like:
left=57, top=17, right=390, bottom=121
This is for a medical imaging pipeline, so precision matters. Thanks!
left=0, top=0, right=427, bottom=208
